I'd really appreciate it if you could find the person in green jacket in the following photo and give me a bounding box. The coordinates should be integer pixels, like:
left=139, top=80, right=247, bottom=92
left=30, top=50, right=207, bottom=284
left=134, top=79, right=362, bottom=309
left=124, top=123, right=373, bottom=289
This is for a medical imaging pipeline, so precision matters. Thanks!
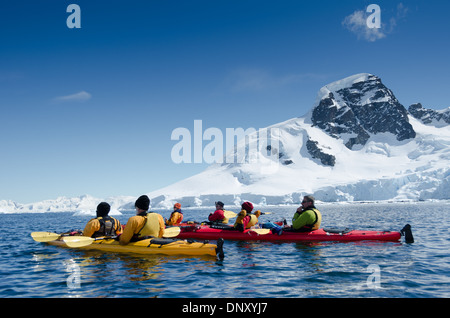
left=291, top=195, right=322, bottom=231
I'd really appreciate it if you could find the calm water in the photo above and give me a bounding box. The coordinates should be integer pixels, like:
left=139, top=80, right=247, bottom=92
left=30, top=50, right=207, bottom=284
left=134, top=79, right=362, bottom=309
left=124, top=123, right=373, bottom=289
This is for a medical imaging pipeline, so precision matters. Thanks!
left=1, top=202, right=449, bottom=298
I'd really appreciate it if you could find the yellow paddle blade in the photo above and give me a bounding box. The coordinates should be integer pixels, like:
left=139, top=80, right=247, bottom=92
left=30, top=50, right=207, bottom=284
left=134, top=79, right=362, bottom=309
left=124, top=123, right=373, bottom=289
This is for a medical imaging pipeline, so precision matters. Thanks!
left=224, top=210, right=237, bottom=218
left=223, top=210, right=271, bottom=218
left=249, top=228, right=271, bottom=235
left=163, top=227, right=181, bottom=238
left=31, top=232, right=60, bottom=242
left=63, top=236, right=94, bottom=248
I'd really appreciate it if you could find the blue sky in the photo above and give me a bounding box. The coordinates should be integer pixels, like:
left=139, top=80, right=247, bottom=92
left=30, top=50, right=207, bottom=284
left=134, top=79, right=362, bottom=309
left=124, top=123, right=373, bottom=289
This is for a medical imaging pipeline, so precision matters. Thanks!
left=1, top=0, right=449, bottom=203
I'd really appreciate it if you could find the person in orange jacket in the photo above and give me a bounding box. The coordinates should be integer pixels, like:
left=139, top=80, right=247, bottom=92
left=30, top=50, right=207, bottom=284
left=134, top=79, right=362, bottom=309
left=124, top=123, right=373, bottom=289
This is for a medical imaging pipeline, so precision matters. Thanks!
left=166, top=203, right=184, bottom=226
left=83, top=202, right=123, bottom=238
left=119, top=195, right=165, bottom=245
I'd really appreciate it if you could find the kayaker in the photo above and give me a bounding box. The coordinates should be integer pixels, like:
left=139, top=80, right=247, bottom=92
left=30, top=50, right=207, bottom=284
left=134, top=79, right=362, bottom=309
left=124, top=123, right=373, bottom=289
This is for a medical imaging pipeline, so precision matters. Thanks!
left=208, top=201, right=229, bottom=224
left=234, top=201, right=261, bottom=232
left=83, top=202, right=123, bottom=238
left=166, top=203, right=183, bottom=226
left=290, top=195, right=322, bottom=232
left=119, top=195, right=165, bottom=245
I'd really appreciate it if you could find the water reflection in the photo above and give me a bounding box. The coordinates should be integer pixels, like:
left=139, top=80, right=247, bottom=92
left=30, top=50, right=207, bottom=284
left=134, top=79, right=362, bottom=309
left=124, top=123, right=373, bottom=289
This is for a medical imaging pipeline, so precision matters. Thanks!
left=293, top=242, right=326, bottom=273
left=30, top=245, right=221, bottom=297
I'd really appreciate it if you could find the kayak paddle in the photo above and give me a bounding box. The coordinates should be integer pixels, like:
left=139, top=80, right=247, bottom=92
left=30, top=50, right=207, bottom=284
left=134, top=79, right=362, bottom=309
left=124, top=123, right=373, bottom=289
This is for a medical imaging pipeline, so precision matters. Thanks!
left=224, top=210, right=237, bottom=218
left=224, top=210, right=272, bottom=218
left=63, top=236, right=98, bottom=248
left=249, top=228, right=271, bottom=235
left=31, top=232, right=61, bottom=242
left=63, top=227, right=182, bottom=248
left=163, top=226, right=181, bottom=237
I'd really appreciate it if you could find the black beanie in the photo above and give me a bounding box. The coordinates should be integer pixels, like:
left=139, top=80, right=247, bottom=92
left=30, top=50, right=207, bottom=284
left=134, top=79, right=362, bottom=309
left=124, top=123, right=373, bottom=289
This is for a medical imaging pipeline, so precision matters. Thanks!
left=96, top=202, right=111, bottom=217
left=135, top=195, right=150, bottom=211
left=215, top=201, right=224, bottom=208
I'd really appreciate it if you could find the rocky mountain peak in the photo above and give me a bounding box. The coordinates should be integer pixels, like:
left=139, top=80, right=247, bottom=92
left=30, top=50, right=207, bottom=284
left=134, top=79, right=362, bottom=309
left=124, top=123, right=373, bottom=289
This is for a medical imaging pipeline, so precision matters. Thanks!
left=409, top=103, right=450, bottom=127
left=311, top=73, right=416, bottom=149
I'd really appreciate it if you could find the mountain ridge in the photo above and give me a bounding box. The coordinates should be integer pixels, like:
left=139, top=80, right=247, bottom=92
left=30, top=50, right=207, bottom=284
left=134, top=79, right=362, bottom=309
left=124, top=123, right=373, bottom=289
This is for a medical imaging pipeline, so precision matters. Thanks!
left=2, top=73, right=449, bottom=213
left=141, top=73, right=449, bottom=208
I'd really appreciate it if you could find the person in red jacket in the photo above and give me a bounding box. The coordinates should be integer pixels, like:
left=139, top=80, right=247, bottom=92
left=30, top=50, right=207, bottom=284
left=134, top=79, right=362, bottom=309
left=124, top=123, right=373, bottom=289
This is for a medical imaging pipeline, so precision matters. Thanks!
left=208, top=201, right=229, bottom=224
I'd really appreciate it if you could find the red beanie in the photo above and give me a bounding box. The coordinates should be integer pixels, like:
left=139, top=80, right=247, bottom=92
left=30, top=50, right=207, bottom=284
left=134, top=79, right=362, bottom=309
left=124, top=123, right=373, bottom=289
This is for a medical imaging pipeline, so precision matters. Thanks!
left=242, top=201, right=253, bottom=213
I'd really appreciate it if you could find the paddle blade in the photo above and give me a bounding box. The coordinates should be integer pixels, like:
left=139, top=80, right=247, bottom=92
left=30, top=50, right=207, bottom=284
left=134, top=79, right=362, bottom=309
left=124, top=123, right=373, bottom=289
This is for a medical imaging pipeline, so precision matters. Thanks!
left=249, top=228, right=271, bottom=235
left=31, top=232, right=60, bottom=242
left=63, top=236, right=94, bottom=248
left=163, top=227, right=181, bottom=238
left=224, top=210, right=237, bottom=219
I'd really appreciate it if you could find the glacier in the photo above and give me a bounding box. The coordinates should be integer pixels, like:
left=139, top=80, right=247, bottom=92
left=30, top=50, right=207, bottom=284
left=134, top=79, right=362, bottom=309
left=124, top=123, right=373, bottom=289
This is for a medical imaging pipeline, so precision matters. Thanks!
left=0, top=195, right=133, bottom=215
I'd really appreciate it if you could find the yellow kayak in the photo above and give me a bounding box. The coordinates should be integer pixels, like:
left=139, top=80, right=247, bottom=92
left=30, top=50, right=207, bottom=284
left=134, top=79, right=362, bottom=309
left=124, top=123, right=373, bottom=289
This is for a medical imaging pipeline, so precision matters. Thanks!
left=45, top=237, right=224, bottom=258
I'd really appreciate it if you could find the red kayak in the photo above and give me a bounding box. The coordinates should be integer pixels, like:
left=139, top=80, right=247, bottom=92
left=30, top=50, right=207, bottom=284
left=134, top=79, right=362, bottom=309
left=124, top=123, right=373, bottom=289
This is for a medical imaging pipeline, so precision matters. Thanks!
left=176, top=224, right=413, bottom=242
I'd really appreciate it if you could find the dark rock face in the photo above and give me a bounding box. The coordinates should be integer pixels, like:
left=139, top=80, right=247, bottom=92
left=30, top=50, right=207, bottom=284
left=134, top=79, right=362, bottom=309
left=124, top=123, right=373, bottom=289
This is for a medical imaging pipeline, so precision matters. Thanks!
left=306, top=138, right=336, bottom=166
left=409, top=103, right=450, bottom=126
left=311, top=74, right=416, bottom=149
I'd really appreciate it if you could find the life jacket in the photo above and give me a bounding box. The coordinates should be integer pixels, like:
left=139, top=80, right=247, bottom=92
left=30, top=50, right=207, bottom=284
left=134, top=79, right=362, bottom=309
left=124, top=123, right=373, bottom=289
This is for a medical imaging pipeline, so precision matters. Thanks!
left=138, top=213, right=163, bottom=237
left=220, top=211, right=229, bottom=224
left=167, top=209, right=183, bottom=226
left=246, top=214, right=259, bottom=228
left=294, top=207, right=322, bottom=231
left=93, top=216, right=117, bottom=238
left=235, top=210, right=260, bottom=229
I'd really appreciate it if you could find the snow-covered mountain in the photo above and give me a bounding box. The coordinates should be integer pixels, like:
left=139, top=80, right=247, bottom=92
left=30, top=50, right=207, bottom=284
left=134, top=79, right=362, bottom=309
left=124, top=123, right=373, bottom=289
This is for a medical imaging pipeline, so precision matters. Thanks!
left=311, top=73, right=416, bottom=150
left=2, top=73, right=449, bottom=213
left=143, top=73, right=450, bottom=208
left=408, top=103, right=450, bottom=128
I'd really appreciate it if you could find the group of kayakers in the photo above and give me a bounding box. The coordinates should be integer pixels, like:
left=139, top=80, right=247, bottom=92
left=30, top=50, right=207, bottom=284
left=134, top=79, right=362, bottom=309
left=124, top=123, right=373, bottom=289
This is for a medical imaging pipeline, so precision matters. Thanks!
left=82, top=194, right=322, bottom=243
left=208, top=200, right=262, bottom=231
left=207, top=195, right=321, bottom=232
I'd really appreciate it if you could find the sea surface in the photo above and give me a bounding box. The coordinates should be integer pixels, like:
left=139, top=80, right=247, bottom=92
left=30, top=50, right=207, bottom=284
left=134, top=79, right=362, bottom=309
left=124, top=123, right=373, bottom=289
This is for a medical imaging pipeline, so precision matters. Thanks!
left=1, top=202, right=449, bottom=298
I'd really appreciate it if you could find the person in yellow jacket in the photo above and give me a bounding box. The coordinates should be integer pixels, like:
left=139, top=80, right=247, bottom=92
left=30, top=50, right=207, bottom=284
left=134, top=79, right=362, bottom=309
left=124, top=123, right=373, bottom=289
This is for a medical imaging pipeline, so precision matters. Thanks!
left=291, top=195, right=322, bottom=231
left=234, top=201, right=261, bottom=232
left=119, top=195, right=165, bottom=245
left=166, top=203, right=183, bottom=226
left=83, top=202, right=123, bottom=238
